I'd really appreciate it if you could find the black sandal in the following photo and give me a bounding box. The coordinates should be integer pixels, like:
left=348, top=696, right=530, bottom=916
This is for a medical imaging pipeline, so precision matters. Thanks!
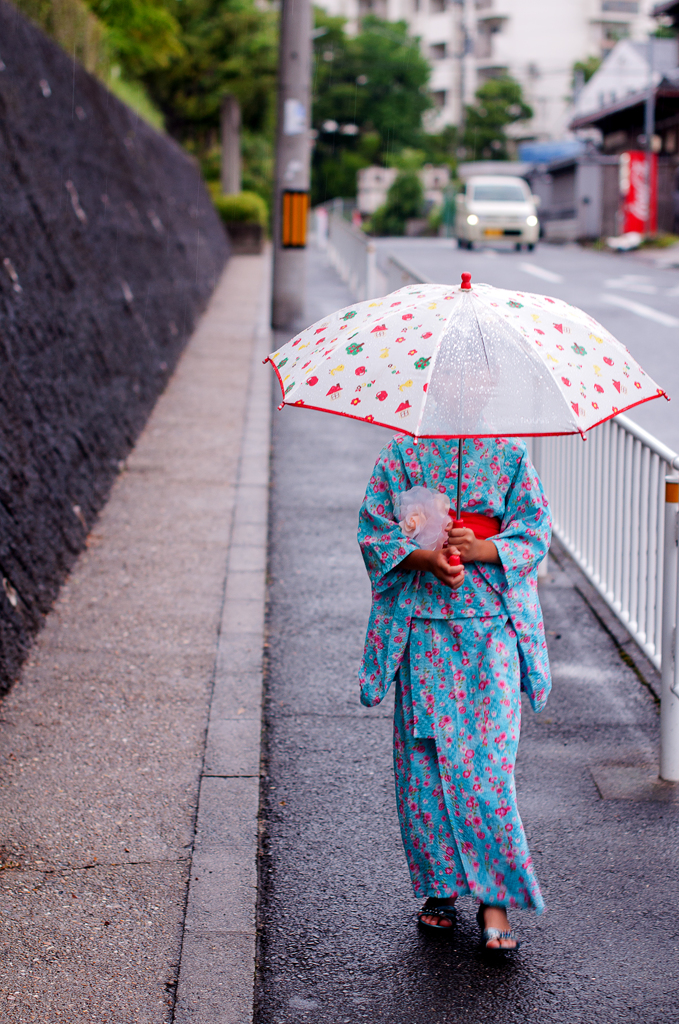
left=416, top=897, right=457, bottom=933
left=476, top=904, right=521, bottom=953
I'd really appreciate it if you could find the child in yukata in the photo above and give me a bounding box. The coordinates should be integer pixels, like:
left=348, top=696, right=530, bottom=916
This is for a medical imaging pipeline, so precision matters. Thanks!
left=358, top=433, right=552, bottom=951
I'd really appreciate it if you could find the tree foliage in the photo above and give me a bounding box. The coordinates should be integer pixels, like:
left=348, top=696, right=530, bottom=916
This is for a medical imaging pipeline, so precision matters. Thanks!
left=142, top=0, right=278, bottom=145
left=462, top=76, right=532, bottom=161
left=369, top=171, right=424, bottom=236
left=572, top=55, right=602, bottom=90
left=311, top=11, right=434, bottom=204
left=85, top=0, right=184, bottom=78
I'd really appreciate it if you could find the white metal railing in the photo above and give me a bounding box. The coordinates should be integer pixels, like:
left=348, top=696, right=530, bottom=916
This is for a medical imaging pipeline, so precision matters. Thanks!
left=318, top=237, right=679, bottom=779
left=533, top=421, right=679, bottom=781
left=533, top=420, right=679, bottom=671
left=316, top=202, right=384, bottom=301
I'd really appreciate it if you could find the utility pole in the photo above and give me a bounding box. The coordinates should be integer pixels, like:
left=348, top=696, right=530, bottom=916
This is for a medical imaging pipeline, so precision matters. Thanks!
left=271, top=0, right=312, bottom=330
left=461, top=0, right=476, bottom=109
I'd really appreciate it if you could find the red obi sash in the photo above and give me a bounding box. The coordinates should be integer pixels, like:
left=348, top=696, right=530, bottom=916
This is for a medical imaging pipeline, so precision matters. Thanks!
left=448, top=511, right=501, bottom=539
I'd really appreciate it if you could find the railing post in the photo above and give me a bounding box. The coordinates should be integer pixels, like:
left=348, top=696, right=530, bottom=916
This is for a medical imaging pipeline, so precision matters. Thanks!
left=660, top=474, right=679, bottom=781
left=531, top=436, right=549, bottom=578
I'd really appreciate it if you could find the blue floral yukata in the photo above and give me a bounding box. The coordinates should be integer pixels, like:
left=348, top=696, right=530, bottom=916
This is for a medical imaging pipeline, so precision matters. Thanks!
left=358, top=436, right=552, bottom=914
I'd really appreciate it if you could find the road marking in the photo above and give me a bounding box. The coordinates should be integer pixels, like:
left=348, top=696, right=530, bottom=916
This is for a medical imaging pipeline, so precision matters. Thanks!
left=602, top=293, right=679, bottom=327
left=604, top=275, right=657, bottom=294
left=519, top=262, right=564, bottom=283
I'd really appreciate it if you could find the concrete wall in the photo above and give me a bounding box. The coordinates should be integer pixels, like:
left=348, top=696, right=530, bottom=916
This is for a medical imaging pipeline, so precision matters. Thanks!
left=0, top=1, right=230, bottom=693
left=528, top=155, right=620, bottom=240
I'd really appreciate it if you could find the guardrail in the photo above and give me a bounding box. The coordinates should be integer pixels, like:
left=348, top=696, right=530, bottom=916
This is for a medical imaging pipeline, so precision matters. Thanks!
left=316, top=224, right=679, bottom=779
left=532, top=422, right=679, bottom=780
left=316, top=203, right=380, bottom=301
left=382, top=253, right=431, bottom=292
left=532, top=422, right=679, bottom=672
left=318, top=207, right=434, bottom=300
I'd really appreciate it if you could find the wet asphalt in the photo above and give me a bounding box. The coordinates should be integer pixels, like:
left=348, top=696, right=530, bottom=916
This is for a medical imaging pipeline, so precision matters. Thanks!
left=255, top=247, right=679, bottom=1024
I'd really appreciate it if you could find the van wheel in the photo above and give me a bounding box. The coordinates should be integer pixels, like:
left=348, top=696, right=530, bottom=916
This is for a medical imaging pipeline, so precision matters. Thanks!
left=467, top=240, right=474, bottom=251
left=515, top=242, right=522, bottom=251
left=527, top=243, right=535, bottom=251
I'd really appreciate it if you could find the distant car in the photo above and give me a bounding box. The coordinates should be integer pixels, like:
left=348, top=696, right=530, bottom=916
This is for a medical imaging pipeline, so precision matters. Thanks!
left=455, top=175, right=540, bottom=250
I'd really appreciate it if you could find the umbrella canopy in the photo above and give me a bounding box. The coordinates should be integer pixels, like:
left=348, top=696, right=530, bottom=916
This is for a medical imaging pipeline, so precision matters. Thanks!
left=265, top=272, right=667, bottom=439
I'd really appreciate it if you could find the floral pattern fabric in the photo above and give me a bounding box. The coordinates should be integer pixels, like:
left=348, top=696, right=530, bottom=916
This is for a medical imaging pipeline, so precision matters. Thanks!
left=357, top=435, right=551, bottom=912
left=394, top=618, right=544, bottom=913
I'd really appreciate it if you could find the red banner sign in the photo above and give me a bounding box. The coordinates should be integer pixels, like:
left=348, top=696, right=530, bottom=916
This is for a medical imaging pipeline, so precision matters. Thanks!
left=619, top=150, right=657, bottom=234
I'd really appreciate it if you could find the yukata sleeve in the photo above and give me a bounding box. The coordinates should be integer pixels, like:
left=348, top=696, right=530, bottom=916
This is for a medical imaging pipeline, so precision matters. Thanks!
left=477, top=446, right=551, bottom=594
left=358, top=441, right=417, bottom=595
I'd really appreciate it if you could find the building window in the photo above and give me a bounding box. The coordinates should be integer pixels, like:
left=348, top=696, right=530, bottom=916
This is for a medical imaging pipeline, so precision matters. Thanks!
left=477, top=66, right=508, bottom=82
left=601, top=0, right=638, bottom=11
left=602, top=21, right=630, bottom=47
left=432, top=90, right=447, bottom=108
left=430, top=0, right=446, bottom=11
left=358, top=0, right=387, bottom=13
left=476, top=0, right=492, bottom=8
left=429, top=42, right=447, bottom=59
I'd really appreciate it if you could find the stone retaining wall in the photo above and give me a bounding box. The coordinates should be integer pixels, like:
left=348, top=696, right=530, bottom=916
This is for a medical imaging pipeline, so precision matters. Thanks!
left=0, top=1, right=230, bottom=692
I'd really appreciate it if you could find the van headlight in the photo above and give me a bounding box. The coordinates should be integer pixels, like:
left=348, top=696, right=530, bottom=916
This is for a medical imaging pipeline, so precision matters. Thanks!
left=467, top=214, right=479, bottom=226
left=526, top=215, right=538, bottom=227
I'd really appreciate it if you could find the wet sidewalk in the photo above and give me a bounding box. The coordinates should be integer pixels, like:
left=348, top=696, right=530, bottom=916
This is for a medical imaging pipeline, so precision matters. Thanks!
left=0, top=251, right=271, bottom=1022
left=256, top=245, right=678, bottom=1024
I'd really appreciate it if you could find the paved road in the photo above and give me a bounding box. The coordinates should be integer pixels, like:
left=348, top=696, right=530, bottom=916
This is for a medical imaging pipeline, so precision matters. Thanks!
left=377, top=238, right=679, bottom=454
left=255, top=248, right=679, bottom=1024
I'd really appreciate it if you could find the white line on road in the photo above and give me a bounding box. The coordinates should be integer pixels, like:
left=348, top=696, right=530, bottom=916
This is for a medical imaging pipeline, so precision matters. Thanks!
left=602, top=293, right=679, bottom=328
left=518, top=262, right=564, bottom=284
left=604, top=275, right=657, bottom=294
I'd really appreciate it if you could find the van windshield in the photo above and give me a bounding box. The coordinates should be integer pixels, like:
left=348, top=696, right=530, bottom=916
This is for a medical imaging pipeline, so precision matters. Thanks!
left=471, top=184, right=526, bottom=202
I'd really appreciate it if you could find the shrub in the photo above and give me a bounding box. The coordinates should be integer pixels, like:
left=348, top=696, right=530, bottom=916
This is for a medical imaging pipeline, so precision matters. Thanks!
left=368, top=171, right=424, bottom=236
left=213, top=191, right=268, bottom=227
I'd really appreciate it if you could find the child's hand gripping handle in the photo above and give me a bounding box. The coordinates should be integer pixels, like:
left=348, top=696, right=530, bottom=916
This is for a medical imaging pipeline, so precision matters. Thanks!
left=448, top=518, right=464, bottom=566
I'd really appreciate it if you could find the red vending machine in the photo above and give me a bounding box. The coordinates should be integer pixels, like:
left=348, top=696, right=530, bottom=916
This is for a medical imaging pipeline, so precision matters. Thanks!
left=619, top=150, right=657, bottom=234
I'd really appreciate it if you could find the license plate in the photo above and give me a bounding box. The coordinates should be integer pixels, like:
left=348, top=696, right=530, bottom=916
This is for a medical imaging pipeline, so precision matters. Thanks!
left=484, top=229, right=503, bottom=237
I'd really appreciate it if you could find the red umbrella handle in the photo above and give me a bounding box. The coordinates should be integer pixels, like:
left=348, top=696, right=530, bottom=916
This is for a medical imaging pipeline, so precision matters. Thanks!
left=448, top=517, right=464, bottom=566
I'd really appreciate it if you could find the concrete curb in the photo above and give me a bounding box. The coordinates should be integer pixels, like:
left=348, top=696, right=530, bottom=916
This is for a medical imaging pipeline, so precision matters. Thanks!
left=174, top=256, right=272, bottom=1023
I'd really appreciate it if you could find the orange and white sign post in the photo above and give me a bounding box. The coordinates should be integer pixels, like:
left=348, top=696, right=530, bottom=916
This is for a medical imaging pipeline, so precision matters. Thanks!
left=271, top=0, right=312, bottom=329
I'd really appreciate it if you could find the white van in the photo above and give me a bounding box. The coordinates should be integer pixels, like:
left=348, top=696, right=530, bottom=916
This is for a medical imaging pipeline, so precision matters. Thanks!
left=455, top=175, right=540, bottom=250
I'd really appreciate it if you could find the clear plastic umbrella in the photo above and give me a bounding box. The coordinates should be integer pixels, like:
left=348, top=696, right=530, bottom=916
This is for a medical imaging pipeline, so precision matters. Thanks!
left=265, top=271, right=668, bottom=536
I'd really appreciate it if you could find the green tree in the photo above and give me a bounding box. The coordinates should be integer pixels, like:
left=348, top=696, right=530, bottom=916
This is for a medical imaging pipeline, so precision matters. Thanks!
left=572, top=55, right=601, bottom=92
left=85, top=0, right=184, bottom=78
left=369, top=171, right=424, bottom=236
left=311, top=12, right=432, bottom=203
left=143, top=0, right=278, bottom=147
left=462, top=76, right=532, bottom=161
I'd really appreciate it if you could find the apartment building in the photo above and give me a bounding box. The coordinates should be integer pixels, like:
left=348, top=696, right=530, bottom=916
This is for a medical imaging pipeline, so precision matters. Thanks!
left=316, top=0, right=658, bottom=139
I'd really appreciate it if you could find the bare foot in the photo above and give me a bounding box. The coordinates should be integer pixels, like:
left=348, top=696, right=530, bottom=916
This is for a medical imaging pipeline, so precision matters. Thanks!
left=478, top=903, right=519, bottom=949
left=417, top=896, right=457, bottom=929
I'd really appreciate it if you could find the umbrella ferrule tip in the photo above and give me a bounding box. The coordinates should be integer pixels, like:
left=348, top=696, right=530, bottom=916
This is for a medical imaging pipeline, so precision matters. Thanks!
left=460, top=272, right=472, bottom=290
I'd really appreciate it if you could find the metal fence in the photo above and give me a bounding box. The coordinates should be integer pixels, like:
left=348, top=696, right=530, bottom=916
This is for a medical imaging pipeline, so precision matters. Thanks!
left=316, top=202, right=380, bottom=302
left=532, top=420, right=679, bottom=663
left=316, top=215, right=679, bottom=777
left=534, top=421, right=679, bottom=781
